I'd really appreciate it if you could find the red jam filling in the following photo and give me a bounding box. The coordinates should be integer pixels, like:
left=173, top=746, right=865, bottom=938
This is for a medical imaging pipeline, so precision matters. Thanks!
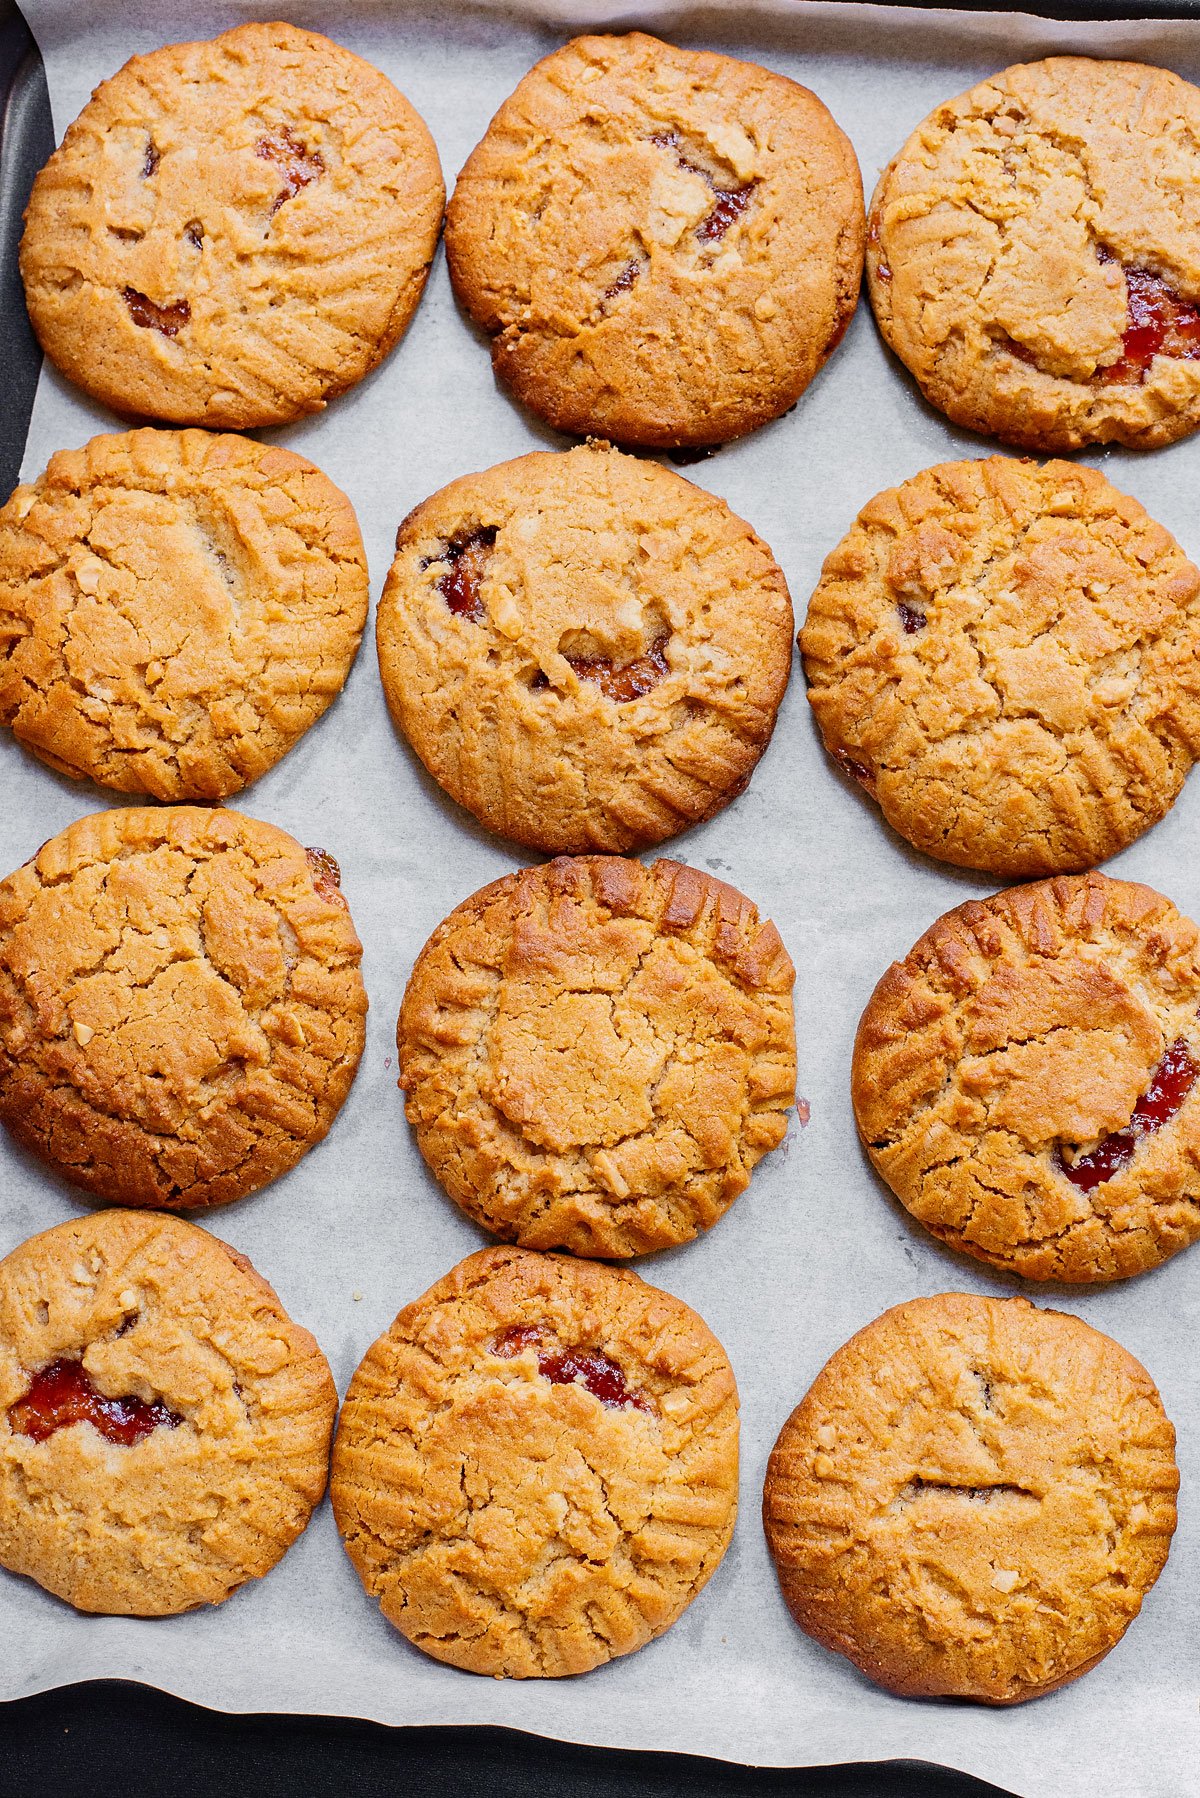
left=833, top=748, right=873, bottom=787
left=532, top=635, right=670, bottom=701
left=256, top=127, right=325, bottom=217
left=1095, top=249, right=1200, bottom=385
left=9, top=1358, right=182, bottom=1446
left=141, top=141, right=160, bottom=179
left=604, top=259, right=642, bottom=302
left=423, top=528, right=497, bottom=623
left=897, top=601, right=926, bottom=634
left=651, top=132, right=755, bottom=246
left=305, top=846, right=345, bottom=908
left=492, top=1324, right=652, bottom=1413
left=1056, top=1038, right=1198, bottom=1192
left=124, top=288, right=190, bottom=338
left=868, top=217, right=892, bottom=284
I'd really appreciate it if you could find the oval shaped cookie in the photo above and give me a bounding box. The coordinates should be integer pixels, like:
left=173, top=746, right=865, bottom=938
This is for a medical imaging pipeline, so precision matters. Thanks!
left=763, top=1293, right=1178, bottom=1703
left=0, top=429, right=369, bottom=799
left=446, top=32, right=863, bottom=448
left=0, top=1209, right=336, bottom=1615
left=377, top=442, right=794, bottom=853
left=853, top=872, right=1200, bottom=1283
left=800, top=457, right=1200, bottom=876
left=332, top=1246, right=739, bottom=1676
left=0, top=807, right=367, bottom=1209
left=20, top=22, right=444, bottom=427
left=868, top=57, right=1200, bottom=451
left=399, top=856, right=796, bottom=1258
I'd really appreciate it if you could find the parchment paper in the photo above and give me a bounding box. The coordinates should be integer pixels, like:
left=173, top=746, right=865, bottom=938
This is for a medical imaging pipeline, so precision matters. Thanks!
left=2, top=3, right=1198, bottom=1791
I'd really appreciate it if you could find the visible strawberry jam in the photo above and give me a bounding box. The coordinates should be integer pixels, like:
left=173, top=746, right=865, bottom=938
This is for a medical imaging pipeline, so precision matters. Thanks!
left=305, top=846, right=345, bottom=908
left=123, top=288, right=190, bottom=338
left=1096, top=250, right=1200, bottom=386
left=256, top=126, right=325, bottom=217
left=532, top=635, right=670, bottom=701
left=604, top=259, right=642, bottom=302
left=492, top=1324, right=652, bottom=1413
left=833, top=748, right=873, bottom=787
left=141, top=140, right=160, bottom=179
left=9, top=1358, right=182, bottom=1446
left=868, top=217, right=892, bottom=284
left=897, top=602, right=927, bottom=633
left=1056, top=1038, right=1198, bottom=1192
left=651, top=131, right=755, bottom=246
left=423, top=528, right=497, bottom=623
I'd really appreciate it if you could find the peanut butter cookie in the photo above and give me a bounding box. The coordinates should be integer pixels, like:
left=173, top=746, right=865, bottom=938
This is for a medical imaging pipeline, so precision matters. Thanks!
left=854, top=873, right=1200, bottom=1283
left=0, top=1209, right=336, bottom=1614
left=0, top=429, right=369, bottom=799
left=332, top=1245, right=739, bottom=1677
left=868, top=57, right=1200, bottom=451
left=0, top=807, right=367, bottom=1209
left=376, top=442, right=793, bottom=853
left=445, top=33, right=863, bottom=448
left=800, top=457, right=1200, bottom=876
left=399, top=856, right=796, bottom=1258
left=763, top=1293, right=1178, bottom=1703
left=20, top=22, right=444, bottom=427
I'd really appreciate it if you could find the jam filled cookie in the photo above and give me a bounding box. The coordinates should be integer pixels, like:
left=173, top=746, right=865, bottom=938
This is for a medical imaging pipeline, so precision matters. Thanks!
left=763, top=1293, right=1178, bottom=1703
left=853, top=872, right=1200, bottom=1283
left=0, top=807, right=367, bottom=1209
left=868, top=57, right=1200, bottom=451
left=445, top=33, right=863, bottom=448
left=800, top=457, right=1200, bottom=876
left=20, top=22, right=444, bottom=427
left=332, top=1246, right=739, bottom=1676
left=399, top=856, right=796, bottom=1258
left=0, top=1210, right=336, bottom=1614
left=376, top=442, right=793, bottom=853
left=0, top=429, right=368, bottom=799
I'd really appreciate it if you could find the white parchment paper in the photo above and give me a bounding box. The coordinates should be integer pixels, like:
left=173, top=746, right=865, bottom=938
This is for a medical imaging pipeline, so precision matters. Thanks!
left=2, top=3, right=1199, bottom=1791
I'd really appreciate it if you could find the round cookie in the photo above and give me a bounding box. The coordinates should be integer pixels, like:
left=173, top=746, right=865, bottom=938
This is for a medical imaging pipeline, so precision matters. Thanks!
left=331, top=1245, right=739, bottom=1677
left=445, top=32, right=863, bottom=448
left=376, top=442, right=794, bottom=853
left=868, top=57, right=1200, bottom=452
left=800, top=456, right=1200, bottom=876
left=399, top=855, right=796, bottom=1258
left=0, top=1209, right=336, bottom=1615
left=0, top=806, right=367, bottom=1209
left=763, top=1293, right=1178, bottom=1703
left=20, top=22, right=444, bottom=428
left=853, top=872, right=1200, bottom=1284
left=0, top=429, right=369, bottom=799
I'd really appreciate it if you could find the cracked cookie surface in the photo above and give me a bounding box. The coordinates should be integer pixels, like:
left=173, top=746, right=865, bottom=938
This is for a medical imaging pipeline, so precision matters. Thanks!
left=0, top=1209, right=336, bottom=1614
left=868, top=57, right=1200, bottom=450
left=800, top=457, right=1200, bottom=876
left=331, top=1245, right=739, bottom=1676
left=0, top=806, right=367, bottom=1209
left=445, top=32, right=863, bottom=448
left=853, top=873, right=1200, bottom=1282
left=398, top=855, right=796, bottom=1257
left=0, top=429, right=369, bottom=799
left=20, top=22, right=444, bottom=427
left=763, top=1293, right=1178, bottom=1702
left=377, top=442, right=794, bottom=854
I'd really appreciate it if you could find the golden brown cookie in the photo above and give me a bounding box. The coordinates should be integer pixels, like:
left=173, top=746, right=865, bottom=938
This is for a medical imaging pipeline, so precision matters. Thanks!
left=763, top=1293, right=1178, bottom=1703
left=868, top=57, right=1200, bottom=451
left=0, top=1209, right=336, bottom=1615
left=853, top=873, right=1200, bottom=1284
left=20, top=22, right=444, bottom=427
left=399, top=856, right=796, bottom=1258
left=376, top=442, right=794, bottom=853
left=0, top=429, right=369, bottom=799
left=800, top=457, right=1200, bottom=876
left=331, top=1245, right=739, bottom=1676
left=445, top=33, right=863, bottom=448
left=0, top=807, right=367, bottom=1209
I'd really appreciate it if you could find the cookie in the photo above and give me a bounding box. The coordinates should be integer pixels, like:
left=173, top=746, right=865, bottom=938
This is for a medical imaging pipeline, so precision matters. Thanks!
left=800, top=457, right=1200, bottom=876
left=445, top=32, right=863, bottom=448
left=853, top=872, right=1200, bottom=1284
left=20, top=22, right=444, bottom=428
left=399, top=855, right=796, bottom=1258
left=0, top=429, right=369, bottom=799
left=867, top=57, right=1200, bottom=451
left=763, top=1293, right=1178, bottom=1703
left=0, top=806, right=367, bottom=1209
left=331, top=1245, right=739, bottom=1676
left=376, top=442, right=794, bottom=853
left=0, top=1209, right=336, bottom=1615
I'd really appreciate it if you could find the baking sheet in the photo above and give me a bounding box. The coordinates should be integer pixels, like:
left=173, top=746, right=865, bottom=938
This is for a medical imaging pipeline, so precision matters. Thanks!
left=2, top=2, right=1198, bottom=1792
